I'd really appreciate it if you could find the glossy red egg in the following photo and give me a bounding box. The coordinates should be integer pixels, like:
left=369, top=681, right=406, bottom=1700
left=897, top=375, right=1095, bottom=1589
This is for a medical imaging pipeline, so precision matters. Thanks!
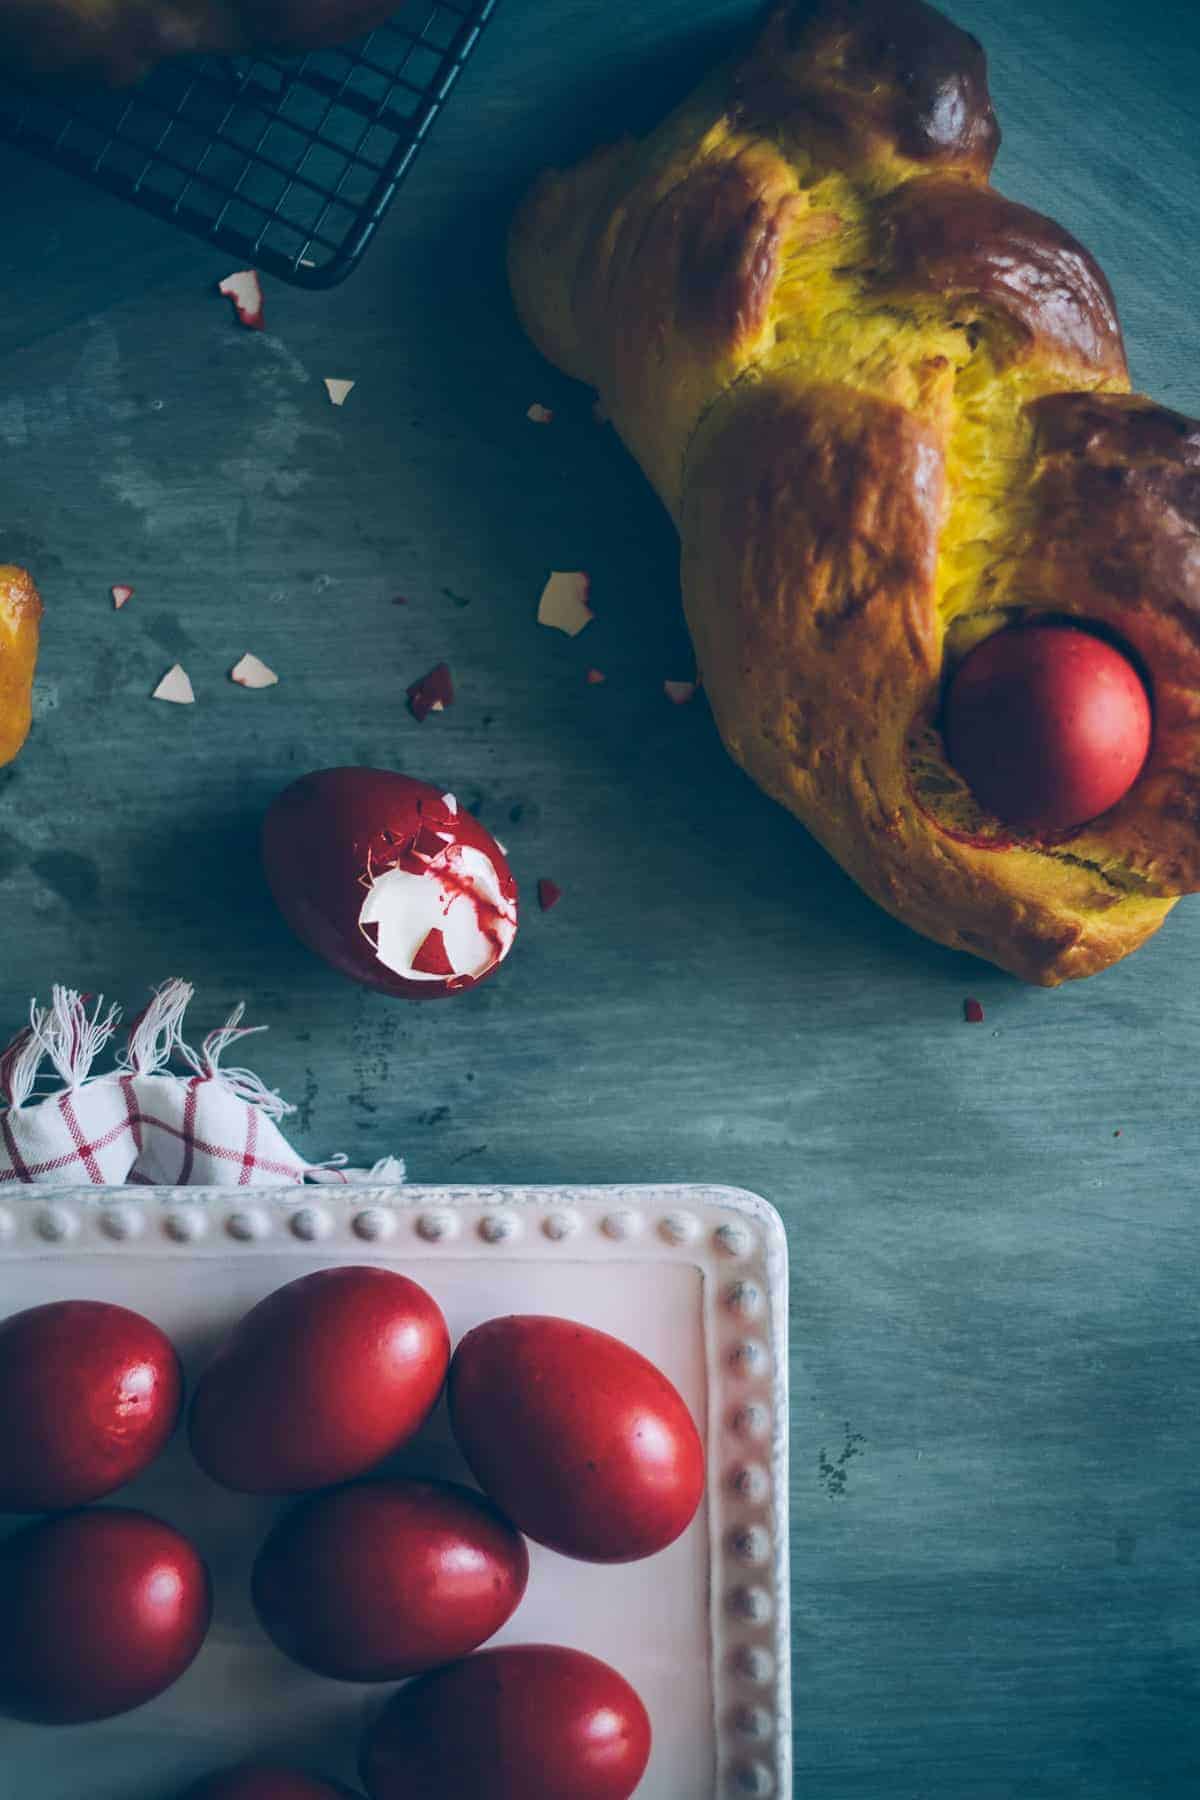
left=253, top=1477, right=529, bottom=1681
left=182, top=1767, right=356, bottom=1800
left=448, top=1315, right=705, bottom=1563
left=262, top=769, right=519, bottom=1000
left=0, top=1299, right=183, bottom=1513
left=943, top=622, right=1151, bottom=833
left=359, top=1644, right=652, bottom=1800
left=190, top=1267, right=450, bottom=1495
left=0, top=1508, right=210, bottom=1723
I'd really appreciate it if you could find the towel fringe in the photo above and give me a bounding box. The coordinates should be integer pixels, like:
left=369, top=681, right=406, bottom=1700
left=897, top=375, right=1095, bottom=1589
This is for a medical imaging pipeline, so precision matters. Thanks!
left=306, top=1153, right=407, bottom=1186
left=0, top=1017, right=44, bottom=1111
left=120, top=978, right=194, bottom=1077
left=38, top=989, right=122, bottom=1092
left=172, top=1000, right=295, bottom=1123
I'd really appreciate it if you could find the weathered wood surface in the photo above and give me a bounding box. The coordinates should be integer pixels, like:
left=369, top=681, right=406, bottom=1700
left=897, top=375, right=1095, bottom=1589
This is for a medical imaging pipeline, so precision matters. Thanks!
left=0, top=0, right=1197, bottom=1792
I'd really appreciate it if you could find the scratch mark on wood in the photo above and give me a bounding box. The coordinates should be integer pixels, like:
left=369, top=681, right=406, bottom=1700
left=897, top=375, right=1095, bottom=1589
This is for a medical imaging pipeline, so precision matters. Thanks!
left=449, top=1144, right=489, bottom=1165
left=295, top=1066, right=319, bottom=1134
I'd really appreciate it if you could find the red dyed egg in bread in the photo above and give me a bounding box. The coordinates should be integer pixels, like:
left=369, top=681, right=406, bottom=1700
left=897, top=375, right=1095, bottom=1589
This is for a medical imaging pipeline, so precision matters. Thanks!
left=944, top=622, right=1151, bottom=833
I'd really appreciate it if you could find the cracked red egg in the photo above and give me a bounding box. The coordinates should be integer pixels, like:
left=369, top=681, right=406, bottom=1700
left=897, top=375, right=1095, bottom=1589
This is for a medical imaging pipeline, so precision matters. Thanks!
left=262, top=769, right=518, bottom=999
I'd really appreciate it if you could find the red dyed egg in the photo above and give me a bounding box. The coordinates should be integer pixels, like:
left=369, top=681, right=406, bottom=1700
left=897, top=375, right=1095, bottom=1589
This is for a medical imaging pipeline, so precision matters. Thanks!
left=182, top=1767, right=356, bottom=1800
left=0, top=1508, right=210, bottom=1723
left=943, top=622, right=1151, bottom=833
left=252, top=1478, right=529, bottom=1681
left=190, top=1267, right=449, bottom=1495
left=448, top=1315, right=705, bottom=1564
left=359, top=1644, right=652, bottom=1800
left=0, top=1299, right=182, bottom=1513
left=262, top=769, right=518, bottom=999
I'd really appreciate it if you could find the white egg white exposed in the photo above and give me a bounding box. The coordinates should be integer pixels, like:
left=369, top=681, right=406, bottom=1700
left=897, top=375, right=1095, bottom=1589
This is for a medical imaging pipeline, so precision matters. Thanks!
left=359, top=844, right=517, bottom=984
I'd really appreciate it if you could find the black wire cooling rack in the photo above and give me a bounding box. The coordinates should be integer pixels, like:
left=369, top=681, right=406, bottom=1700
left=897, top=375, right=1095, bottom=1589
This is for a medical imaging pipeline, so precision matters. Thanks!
left=0, top=0, right=495, bottom=288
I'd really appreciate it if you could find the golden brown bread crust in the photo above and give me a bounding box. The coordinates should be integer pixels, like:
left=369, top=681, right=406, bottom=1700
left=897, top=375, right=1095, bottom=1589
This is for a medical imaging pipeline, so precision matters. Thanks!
left=735, top=0, right=1000, bottom=173
left=1018, top=394, right=1200, bottom=895
left=0, top=0, right=398, bottom=85
left=0, top=567, right=42, bottom=771
left=509, top=0, right=1199, bottom=983
left=877, top=178, right=1128, bottom=381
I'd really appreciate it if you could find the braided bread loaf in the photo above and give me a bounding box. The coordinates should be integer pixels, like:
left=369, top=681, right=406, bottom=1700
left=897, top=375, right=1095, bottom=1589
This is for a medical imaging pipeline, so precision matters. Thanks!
left=509, top=0, right=1200, bottom=984
left=0, top=568, right=41, bottom=771
left=0, top=0, right=396, bottom=85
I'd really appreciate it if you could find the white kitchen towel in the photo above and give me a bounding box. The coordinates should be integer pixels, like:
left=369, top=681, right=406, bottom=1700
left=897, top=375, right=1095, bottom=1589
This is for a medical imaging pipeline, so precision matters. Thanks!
left=0, top=980, right=403, bottom=1188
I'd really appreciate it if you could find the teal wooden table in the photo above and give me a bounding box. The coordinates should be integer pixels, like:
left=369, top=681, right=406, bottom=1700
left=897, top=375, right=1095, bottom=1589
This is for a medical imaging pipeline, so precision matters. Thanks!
left=0, top=1, right=1198, bottom=1793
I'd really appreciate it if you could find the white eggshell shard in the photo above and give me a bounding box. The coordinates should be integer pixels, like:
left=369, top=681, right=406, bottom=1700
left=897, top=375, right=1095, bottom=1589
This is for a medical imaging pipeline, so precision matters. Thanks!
left=153, top=664, right=195, bottom=705
left=231, top=652, right=279, bottom=689
left=359, top=845, right=517, bottom=985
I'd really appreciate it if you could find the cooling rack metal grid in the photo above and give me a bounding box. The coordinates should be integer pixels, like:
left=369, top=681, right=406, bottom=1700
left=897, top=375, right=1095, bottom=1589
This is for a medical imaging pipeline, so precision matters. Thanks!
left=0, top=0, right=495, bottom=287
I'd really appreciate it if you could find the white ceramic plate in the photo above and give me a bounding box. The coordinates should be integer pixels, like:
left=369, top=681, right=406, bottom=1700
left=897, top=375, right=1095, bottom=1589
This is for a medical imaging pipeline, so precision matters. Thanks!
left=0, top=1183, right=790, bottom=1800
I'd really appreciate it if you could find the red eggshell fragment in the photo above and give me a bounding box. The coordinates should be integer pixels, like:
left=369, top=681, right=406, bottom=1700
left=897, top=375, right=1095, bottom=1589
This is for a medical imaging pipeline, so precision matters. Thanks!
left=0, top=1508, right=210, bottom=1724
left=261, top=767, right=519, bottom=1000
left=182, top=1767, right=355, bottom=1800
left=0, top=1300, right=183, bottom=1513
left=537, top=878, right=562, bottom=912
left=252, top=1478, right=529, bottom=1681
left=359, top=1644, right=651, bottom=1800
left=412, top=928, right=454, bottom=975
left=190, top=1267, right=449, bottom=1495
left=943, top=623, right=1151, bottom=834
left=448, top=1315, right=705, bottom=1563
left=407, top=663, right=454, bottom=722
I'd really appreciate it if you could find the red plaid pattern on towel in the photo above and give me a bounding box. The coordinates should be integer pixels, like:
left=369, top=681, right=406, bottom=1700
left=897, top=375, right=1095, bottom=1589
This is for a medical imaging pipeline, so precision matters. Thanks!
left=0, top=983, right=400, bottom=1189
